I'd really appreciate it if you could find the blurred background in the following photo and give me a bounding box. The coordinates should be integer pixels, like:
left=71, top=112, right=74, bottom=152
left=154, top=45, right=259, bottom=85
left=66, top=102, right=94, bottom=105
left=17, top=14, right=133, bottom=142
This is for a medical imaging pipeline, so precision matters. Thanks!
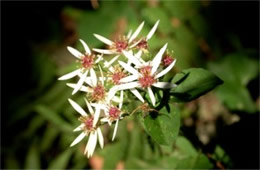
left=2, top=0, right=259, bottom=169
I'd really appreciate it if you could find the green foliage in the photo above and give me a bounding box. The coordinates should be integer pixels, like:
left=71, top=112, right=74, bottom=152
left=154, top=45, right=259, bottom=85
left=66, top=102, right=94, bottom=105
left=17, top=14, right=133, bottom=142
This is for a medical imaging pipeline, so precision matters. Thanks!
left=170, top=68, right=223, bottom=102
left=208, top=53, right=258, bottom=113
left=144, top=104, right=180, bottom=145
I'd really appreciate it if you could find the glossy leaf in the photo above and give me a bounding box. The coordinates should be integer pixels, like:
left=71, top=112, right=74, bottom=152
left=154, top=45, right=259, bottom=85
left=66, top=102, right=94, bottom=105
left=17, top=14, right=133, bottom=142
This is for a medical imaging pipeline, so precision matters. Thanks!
left=170, top=68, right=223, bottom=102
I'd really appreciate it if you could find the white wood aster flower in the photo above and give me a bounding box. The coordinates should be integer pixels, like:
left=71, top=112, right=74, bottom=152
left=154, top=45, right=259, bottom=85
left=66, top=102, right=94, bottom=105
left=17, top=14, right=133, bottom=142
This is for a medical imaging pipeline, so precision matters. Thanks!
left=68, top=98, right=104, bottom=158
left=58, top=39, right=103, bottom=95
left=108, top=43, right=177, bottom=106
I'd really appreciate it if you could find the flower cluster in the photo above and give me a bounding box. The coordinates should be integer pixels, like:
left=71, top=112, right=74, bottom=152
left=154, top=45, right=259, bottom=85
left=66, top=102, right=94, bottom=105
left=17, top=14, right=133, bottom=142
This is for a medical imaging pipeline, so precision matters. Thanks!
left=58, top=20, right=177, bottom=158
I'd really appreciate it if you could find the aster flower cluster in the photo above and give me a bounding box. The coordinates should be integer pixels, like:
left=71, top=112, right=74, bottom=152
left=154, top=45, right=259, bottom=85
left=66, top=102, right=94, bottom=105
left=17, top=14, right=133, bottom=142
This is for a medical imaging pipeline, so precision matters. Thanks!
left=58, top=20, right=177, bottom=158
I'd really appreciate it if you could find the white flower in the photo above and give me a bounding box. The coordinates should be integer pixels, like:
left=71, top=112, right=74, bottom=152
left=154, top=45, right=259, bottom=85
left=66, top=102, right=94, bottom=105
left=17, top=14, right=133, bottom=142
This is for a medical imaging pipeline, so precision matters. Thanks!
left=68, top=98, right=104, bottom=158
left=67, top=66, right=120, bottom=126
left=92, top=21, right=145, bottom=54
left=109, top=43, right=177, bottom=106
left=58, top=39, right=103, bottom=95
left=101, top=90, right=124, bottom=141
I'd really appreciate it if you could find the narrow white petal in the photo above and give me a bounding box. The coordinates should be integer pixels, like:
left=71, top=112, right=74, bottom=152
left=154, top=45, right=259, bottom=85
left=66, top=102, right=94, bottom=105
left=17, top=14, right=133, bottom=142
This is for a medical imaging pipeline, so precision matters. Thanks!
left=97, top=128, right=104, bottom=148
left=130, top=88, right=144, bottom=103
left=107, top=86, right=120, bottom=101
left=153, top=82, right=177, bottom=89
left=119, top=90, right=124, bottom=109
left=72, top=70, right=88, bottom=95
left=70, top=132, right=85, bottom=147
left=89, top=131, right=98, bottom=157
left=148, top=87, right=156, bottom=106
left=118, top=61, right=139, bottom=76
left=93, top=48, right=115, bottom=54
left=112, top=96, right=121, bottom=103
left=84, top=98, right=94, bottom=115
left=98, top=65, right=104, bottom=85
left=146, top=20, right=160, bottom=40
left=129, top=21, right=145, bottom=43
left=85, top=132, right=93, bottom=155
left=58, top=69, right=81, bottom=80
left=101, top=117, right=109, bottom=122
left=122, top=50, right=142, bottom=67
left=95, top=54, right=103, bottom=64
left=90, top=68, right=97, bottom=86
left=67, top=83, right=89, bottom=92
left=155, top=59, right=176, bottom=79
left=120, top=75, right=138, bottom=83
left=112, top=120, right=119, bottom=141
left=127, top=29, right=132, bottom=39
left=94, top=34, right=114, bottom=46
left=73, top=124, right=84, bottom=132
left=93, top=105, right=101, bottom=127
left=118, top=82, right=140, bottom=91
left=135, top=50, right=142, bottom=59
left=129, top=39, right=142, bottom=48
left=79, top=39, right=91, bottom=55
left=67, top=46, right=84, bottom=59
left=68, top=98, right=87, bottom=116
left=104, top=55, right=120, bottom=68
left=151, top=43, right=168, bottom=75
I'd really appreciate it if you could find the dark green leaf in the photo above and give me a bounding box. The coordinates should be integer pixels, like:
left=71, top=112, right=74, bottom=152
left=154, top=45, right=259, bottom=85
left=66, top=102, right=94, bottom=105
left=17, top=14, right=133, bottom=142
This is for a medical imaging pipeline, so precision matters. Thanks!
left=144, top=104, right=180, bottom=145
left=170, top=68, right=223, bottom=102
left=48, top=149, right=73, bottom=169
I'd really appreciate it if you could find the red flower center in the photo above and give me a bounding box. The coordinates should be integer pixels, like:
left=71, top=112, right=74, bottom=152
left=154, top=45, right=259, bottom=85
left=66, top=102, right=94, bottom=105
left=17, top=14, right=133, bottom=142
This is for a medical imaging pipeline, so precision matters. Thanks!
left=92, top=85, right=105, bottom=101
left=136, top=39, right=148, bottom=49
left=162, top=55, right=174, bottom=66
left=138, top=66, right=156, bottom=88
left=81, top=54, right=95, bottom=69
left=112, top=71, right=126, bottom=85
left=115, top=41, right=128, bottom=52
left=109, top=107, right=120, bottom=119
left=85, top=117, right=94, bottom=130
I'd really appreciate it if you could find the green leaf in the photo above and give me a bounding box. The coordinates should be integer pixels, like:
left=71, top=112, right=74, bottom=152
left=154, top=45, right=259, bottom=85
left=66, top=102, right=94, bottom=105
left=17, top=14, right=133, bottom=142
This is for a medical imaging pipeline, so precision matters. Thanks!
left=170, top=68, right=223, bottom=102
left=35, top=105, right=73, bottom=132
left=48, top=149, right=73, bottom=169
left=144, top=104, right=180, bottom=145
left=25, top=143, right=41, bottom=169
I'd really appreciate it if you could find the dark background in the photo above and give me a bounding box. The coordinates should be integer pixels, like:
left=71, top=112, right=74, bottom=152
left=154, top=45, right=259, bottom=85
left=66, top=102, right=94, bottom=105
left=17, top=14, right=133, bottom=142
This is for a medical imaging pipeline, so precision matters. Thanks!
left=2, top=1, right=259, bottom=169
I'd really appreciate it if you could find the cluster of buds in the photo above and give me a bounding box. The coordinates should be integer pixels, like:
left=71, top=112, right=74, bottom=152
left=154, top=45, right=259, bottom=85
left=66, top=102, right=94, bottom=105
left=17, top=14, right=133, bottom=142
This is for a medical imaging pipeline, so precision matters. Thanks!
left=58, top=20, right=177, bottom=158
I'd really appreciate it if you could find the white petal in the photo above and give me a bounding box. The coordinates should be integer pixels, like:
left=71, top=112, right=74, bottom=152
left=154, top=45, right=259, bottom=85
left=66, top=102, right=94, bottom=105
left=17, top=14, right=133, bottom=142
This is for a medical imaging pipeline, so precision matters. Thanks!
left=90, top=68, right=97, bottom=86
left=122, top=50, right=142, bottom=67
left=104, top=55, right=120, bottom=68
left=89, top=131, right=98, bottom=157
left=93, top=48, right=115, bottom=54
left=112, top=96, right=121, bottom=103
left=67, top=46, right=84, bottom=59
left=94, top=34, right=114, bottom=46
left=101, top=117, right=109, bottom=122
left=153, top=82, right=177, bottom=89
left=79, top=39, right=91, bottom=55
left=112, top=120, right=119, bottom=141
left=68, top=98, right=87, bottom=116
left=135, top=50, right=142, bottom=59
left=118, top=82, right=140, bottom=91
left=129, top=21, right=145, bottom=43
left=73, top=124, right=84, bottom=132
left=127, top=29, right=132, bottom=39
left=84, top=98, right=94, bottom=115
left=67, top=83, right=90, bottom=92
left=151, top=43, right=168, bottom=75
left=148, top=87, right=156, bottom=106
left=118, top=61, right=139, bottom=76
left=85, top=132, right=93, bottom=156
left=93, top=105, right=101, bottom=127
left=130, top=88, right=144, bottom=103
left=58, top=69, right=81, bottom=80
left=107, top=86, right=119, bottom=101
left=120, top=75, right=138, bottom=83
left=129, top=39, right=142, bottom=48
left=119, top=90, right=124, bottom=109
left=98, top=65, right=104, bottom=85
left=97, top=128, right=104, bottom=148
left=95, top=54, right=103, bottom=64
left=155, top=59, right=176, bottom=79
left=72, top=70, right=88, bottom=95
left=70, top=132, right=85, bottom=147
left=146, top=20, right=160, bottom=40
